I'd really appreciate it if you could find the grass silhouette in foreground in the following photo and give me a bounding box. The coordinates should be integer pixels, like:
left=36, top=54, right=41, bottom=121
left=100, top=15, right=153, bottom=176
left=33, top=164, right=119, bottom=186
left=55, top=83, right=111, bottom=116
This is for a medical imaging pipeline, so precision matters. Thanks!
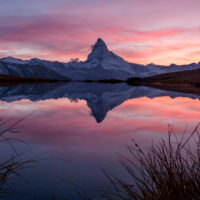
left=1, top=116, right=200, bottom=199
left=0, top=116, right=34, bottom=199
left=69, top=124, right=200, bottom=200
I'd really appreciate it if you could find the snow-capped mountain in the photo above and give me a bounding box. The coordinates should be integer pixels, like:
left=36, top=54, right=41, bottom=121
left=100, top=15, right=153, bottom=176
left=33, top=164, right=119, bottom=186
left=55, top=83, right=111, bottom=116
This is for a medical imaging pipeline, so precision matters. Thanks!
left=1, top=38, right=200, bottom=80
left=1, top=56, right=27, bottom=65
left=0, top=60, right=69, bottom=80
left=86, top=38, right=134, bottom=73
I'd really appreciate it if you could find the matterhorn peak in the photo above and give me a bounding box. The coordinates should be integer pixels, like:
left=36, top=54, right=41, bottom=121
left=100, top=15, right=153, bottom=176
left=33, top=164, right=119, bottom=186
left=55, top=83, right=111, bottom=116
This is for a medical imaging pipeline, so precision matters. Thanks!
left=87, top=38, right=109, bottom=61
left=95, top=38, right=107, bottom=49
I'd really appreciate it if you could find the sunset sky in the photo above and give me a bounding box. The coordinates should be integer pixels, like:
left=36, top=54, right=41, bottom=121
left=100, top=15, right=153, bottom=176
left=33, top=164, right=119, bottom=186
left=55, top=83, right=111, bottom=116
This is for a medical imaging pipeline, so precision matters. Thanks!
left=1, top=0, right=200, bottom=65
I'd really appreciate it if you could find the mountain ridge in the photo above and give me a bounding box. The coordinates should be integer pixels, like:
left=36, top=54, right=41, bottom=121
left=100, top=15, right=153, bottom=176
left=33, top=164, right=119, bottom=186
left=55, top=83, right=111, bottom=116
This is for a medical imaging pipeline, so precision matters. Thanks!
left=1, top=38, right=200, bottom=81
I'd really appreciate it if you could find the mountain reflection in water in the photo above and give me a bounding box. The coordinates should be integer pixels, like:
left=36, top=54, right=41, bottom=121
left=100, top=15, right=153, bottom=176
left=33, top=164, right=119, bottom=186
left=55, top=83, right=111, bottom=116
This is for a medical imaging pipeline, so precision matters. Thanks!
left=0, top=83, right=200, bottom=199
left=0, top=82, right=199, bottom=123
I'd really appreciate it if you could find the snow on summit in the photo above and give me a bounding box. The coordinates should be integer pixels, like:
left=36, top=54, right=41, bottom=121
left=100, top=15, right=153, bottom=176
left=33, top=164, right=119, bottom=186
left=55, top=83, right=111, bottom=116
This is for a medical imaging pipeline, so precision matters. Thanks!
left=0, top=57, right=27, bottom=64
left=87, top=38, right=109, bottom=61
left=0, top=38, right=200, bottom=81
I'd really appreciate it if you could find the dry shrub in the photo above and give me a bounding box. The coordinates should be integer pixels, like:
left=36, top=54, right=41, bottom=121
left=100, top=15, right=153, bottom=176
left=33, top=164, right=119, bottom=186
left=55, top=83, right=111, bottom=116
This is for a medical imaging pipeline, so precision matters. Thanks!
left=99, top=124, right=200, bottom=200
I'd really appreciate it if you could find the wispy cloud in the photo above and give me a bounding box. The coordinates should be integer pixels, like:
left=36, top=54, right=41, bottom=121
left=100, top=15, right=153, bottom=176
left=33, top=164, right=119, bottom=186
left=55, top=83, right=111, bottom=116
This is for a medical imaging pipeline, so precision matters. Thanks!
left=0, top=0, right=200, bottom=64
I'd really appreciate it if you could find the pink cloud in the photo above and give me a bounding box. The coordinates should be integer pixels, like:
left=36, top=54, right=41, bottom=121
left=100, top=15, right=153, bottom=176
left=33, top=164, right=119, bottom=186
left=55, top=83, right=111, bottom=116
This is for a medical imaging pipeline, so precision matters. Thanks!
left=1, top=0, right=200, bottom=64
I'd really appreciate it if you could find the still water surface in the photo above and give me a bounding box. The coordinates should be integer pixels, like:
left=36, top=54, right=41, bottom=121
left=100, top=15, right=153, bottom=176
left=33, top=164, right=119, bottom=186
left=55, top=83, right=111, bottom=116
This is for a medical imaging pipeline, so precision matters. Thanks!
left=0, top=83, right=200, bottom=199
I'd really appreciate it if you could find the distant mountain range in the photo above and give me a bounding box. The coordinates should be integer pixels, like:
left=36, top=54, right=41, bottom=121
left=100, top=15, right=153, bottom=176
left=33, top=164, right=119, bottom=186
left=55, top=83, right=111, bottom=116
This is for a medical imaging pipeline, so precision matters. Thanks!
left=1, top=38, right=200, bottom=81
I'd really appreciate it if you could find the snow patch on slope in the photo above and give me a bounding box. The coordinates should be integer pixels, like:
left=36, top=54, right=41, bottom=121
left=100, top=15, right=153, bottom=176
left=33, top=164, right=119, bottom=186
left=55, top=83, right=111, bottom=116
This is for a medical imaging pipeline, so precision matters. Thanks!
left=1, top=38, right=200, bottom=80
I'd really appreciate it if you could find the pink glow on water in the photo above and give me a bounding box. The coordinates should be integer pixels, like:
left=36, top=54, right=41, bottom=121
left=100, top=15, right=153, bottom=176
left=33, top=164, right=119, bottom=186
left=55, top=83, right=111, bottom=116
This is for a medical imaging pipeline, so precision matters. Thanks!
left=0, top=96, right=199, bottom=161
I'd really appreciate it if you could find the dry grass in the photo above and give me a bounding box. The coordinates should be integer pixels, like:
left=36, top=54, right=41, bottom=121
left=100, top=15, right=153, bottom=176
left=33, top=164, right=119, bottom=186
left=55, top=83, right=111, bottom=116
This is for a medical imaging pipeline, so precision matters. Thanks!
left=0, top=115, right=34, bottom=198
left=0, top=155, right=34, bottom=198
left=97, top=124, right=200, bottom=200
left=69, top=124, right=200, bottom=200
